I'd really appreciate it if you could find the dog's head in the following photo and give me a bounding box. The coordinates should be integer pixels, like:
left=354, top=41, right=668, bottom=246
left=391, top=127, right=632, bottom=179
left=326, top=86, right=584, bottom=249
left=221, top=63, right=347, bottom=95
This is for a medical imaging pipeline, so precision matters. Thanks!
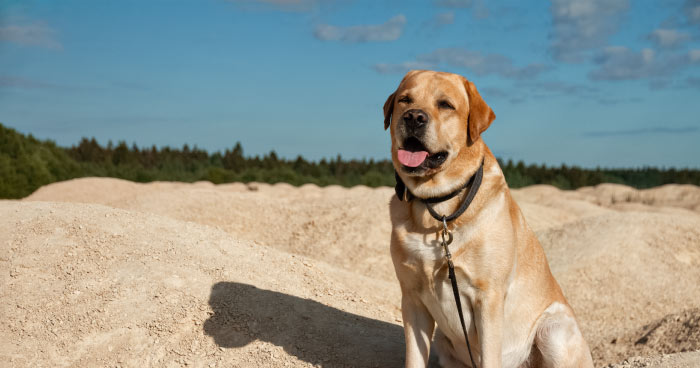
left=384, top=70, right=495, bottom=196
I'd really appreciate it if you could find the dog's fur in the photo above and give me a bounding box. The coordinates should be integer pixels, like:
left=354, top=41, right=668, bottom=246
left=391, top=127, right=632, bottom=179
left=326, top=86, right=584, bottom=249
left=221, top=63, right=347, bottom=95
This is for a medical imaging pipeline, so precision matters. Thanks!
left=385, top=70, right=593, bottom=368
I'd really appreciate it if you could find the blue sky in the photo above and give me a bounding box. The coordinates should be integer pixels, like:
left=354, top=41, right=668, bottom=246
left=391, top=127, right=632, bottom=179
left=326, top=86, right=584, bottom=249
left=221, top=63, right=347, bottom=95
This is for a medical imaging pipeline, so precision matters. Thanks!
left=1, top=0, right=699, bottom=168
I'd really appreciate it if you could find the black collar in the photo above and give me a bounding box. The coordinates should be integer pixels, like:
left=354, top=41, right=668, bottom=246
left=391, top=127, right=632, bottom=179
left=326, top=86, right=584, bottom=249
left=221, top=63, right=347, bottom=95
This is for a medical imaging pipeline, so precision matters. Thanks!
left=394, top=159, right=485, bottom=223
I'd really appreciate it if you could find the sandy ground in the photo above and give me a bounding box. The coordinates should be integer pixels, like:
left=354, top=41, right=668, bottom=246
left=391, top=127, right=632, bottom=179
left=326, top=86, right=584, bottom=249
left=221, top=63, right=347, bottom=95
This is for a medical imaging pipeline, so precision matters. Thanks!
left=1, top=178, right=699, bottom=367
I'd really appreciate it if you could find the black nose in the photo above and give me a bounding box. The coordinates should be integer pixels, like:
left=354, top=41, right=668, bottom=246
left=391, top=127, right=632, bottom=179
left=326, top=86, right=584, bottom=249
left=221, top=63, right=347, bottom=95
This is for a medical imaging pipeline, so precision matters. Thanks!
left=402, top=109, right=429, bottom=131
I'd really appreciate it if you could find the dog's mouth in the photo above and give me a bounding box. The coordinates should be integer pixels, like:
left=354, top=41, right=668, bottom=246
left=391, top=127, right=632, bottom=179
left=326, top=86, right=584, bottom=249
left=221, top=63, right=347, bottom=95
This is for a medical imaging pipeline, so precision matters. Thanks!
left=398, top=137, right=448, bottom=171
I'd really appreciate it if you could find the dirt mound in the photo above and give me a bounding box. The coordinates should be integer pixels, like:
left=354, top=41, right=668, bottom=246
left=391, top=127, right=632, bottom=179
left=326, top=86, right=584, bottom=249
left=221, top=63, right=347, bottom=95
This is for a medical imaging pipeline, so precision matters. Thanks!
left=511, top=185, right=611, bottom=231
left=4, top=178, right=700, bottom=367
left=26, top=177, right=397, bottom=281
left=533, top=211, right=700, bottom=364
left=599, top=309, right=700, bottom=364
left=0, top=201, right=403, bottom=367
left=604, top=351, right=700, bottom=368
left=575, top=183, right=700, bottom=213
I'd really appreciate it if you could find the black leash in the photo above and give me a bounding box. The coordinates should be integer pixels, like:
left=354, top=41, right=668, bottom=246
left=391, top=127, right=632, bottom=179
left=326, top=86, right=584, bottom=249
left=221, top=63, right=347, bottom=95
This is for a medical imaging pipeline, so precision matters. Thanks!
left=395, top=160, right=484, bottom=368
left=441, top=217, right=478, bottom=368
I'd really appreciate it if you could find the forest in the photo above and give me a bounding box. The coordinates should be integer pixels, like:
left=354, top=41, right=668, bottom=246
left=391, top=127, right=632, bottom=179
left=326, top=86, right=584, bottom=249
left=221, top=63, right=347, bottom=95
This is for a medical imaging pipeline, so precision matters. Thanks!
left=2, top=123, right=699, bottom=199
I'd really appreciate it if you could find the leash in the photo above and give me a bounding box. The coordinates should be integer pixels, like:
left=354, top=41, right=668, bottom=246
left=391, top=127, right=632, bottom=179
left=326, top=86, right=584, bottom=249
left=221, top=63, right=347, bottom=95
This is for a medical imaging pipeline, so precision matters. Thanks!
left=441, top=217, right=478, bottom=368
left=395, top=160, right=484, bottom=368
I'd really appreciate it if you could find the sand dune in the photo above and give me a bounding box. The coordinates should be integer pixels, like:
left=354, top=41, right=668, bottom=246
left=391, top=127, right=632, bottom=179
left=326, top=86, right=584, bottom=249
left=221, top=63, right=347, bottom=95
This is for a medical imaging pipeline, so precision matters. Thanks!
left=1, top=178, right=699, bottom=367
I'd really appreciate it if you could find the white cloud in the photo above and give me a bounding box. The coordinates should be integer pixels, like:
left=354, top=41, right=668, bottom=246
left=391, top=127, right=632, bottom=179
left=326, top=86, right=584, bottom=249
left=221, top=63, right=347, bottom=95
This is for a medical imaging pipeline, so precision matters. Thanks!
left=372, top=62, right=434, bottom=75
left=590, top=47, right=657, bottom=80
left=690, top=49, right=700, bottom=62
left=314, top=15, right=406, bottom=43
left=434, top=12, right=455, bottom=26
left=685, top=76, right=700, bottom=88
left=589, top=46, right=700, bottom=81
left=421, top=12, right=456, bottom=31
left=435, top=0, right=488, bottom=18
left=647, top=28, right=690, bottom=48
left=685, top=0, right=700, bottom=25
left=0, top=21, right=62, bottom=50
left=373, top=48, right=551, bottom=80
left=549, top=0, right=629, bottom=62
left=417, top=48, right=551, bottom=79
left=227, top=0, right=324, bottom=12
left=435, top=0, right=472, bottom=8
left=521, top=80, right=598, bottom=95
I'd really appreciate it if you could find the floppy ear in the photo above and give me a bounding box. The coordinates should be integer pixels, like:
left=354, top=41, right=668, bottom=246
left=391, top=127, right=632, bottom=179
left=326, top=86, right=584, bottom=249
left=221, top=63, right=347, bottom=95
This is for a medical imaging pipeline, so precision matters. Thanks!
left=383, top=91, right=396, bottom=130
left=464, top=79, right=495, bottom=145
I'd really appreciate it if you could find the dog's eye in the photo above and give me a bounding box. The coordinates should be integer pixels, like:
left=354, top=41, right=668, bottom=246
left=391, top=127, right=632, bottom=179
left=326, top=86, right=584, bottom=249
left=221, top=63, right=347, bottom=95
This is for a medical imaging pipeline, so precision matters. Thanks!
left=398, top=96, right=412, bottom=104
left=438, top=100, right=454, bottom=110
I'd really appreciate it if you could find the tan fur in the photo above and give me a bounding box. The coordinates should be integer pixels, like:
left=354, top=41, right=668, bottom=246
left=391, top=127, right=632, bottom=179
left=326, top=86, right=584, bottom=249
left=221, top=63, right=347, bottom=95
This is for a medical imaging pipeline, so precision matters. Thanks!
left=385, top=70, right=593, bottom=368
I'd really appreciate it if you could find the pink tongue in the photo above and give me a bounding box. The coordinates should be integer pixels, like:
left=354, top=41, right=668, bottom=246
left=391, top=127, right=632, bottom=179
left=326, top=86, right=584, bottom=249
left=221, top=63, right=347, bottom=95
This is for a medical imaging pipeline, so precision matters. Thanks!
left=398, top=149, right=429, bottom=167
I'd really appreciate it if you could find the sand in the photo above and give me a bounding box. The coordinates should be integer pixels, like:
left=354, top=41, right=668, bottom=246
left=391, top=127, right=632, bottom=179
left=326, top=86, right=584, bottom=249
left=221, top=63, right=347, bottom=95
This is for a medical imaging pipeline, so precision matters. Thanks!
left=1, top=178, right=699, bottom=367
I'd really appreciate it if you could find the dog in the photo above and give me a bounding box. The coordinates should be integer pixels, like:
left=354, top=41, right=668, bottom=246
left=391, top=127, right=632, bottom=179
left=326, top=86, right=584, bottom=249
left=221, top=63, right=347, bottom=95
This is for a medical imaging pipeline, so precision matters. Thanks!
left=385, top=70, right=593, bottom=368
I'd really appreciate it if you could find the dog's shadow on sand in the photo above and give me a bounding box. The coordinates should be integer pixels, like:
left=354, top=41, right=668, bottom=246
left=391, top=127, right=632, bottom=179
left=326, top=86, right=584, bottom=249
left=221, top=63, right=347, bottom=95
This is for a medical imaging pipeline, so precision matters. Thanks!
left=203, top=282, right=407, bottom=367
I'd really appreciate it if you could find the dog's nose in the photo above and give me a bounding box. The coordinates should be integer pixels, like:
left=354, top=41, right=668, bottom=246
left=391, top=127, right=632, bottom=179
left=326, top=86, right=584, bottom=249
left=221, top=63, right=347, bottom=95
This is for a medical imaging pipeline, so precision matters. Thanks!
left=402, top=109, right=429, bottom=131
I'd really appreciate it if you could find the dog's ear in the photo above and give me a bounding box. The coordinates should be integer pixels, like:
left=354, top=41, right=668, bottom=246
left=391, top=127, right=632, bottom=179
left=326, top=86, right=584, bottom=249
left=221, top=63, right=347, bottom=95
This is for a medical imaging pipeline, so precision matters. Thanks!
left=383, top=91, right=396, bottom=130
left=464, top=79, right=495, bottom=145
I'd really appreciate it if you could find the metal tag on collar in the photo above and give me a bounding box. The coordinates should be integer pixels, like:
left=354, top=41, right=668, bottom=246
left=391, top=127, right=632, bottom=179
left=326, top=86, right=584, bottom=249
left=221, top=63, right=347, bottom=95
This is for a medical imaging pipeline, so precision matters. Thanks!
left=440, top=216, right=454, bottom=267
left=441, top=217, right=453, bottom=245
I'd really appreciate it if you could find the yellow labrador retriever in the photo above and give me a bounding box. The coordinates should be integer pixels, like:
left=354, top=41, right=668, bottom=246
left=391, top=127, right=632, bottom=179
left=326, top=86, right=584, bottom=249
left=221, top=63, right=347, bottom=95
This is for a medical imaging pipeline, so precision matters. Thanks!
left=384, top=70, right=593, bottom=368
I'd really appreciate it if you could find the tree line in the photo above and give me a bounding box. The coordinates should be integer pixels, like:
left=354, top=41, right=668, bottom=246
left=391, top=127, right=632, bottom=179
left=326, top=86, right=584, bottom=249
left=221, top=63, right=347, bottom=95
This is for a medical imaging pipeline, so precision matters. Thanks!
left=1, top=122, right=698, bottom=199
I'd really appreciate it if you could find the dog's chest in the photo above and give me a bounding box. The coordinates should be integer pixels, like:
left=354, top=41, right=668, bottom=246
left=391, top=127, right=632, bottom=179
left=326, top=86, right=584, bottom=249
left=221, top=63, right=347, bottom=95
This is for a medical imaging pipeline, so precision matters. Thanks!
left=422, top=270, right=477, bottom=344
left=397, top=230, right=479, bottom=339
left=396, top=227, right=542, bottom=367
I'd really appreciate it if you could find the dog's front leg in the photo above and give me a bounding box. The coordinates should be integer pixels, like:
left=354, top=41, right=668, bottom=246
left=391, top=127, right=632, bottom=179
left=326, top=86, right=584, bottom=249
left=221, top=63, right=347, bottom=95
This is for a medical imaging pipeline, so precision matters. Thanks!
left=474, top=290, right=504, bottom=368
left=401, top=294, right=435, bottom=368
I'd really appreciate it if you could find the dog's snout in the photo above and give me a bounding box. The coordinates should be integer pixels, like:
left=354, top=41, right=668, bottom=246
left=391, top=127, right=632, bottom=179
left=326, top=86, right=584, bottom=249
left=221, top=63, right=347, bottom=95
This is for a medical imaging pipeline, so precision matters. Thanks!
left=402, top=109, right=429, bottom=131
